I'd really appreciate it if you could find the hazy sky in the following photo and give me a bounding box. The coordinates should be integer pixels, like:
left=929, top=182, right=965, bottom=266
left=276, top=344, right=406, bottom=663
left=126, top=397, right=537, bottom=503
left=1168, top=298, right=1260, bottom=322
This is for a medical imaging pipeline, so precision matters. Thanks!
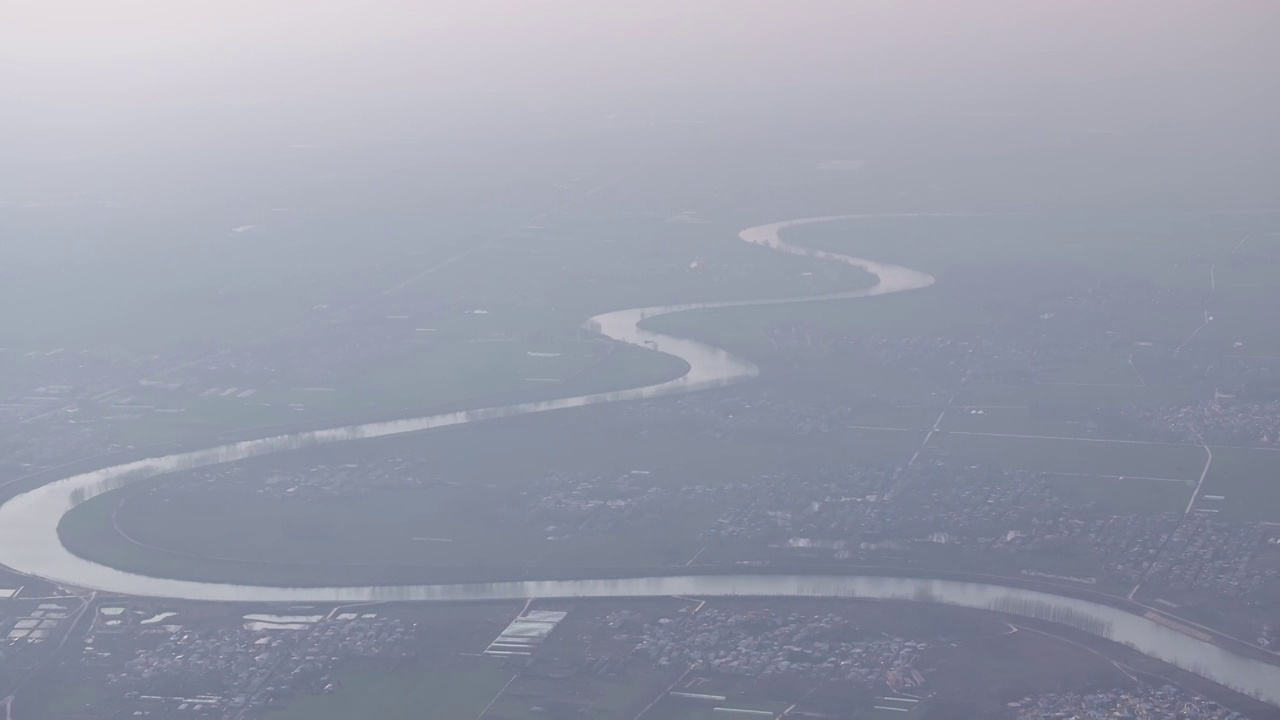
left=2, top=1, right=1277, bottom=209
left=1, top=0, right=1277, bottom=352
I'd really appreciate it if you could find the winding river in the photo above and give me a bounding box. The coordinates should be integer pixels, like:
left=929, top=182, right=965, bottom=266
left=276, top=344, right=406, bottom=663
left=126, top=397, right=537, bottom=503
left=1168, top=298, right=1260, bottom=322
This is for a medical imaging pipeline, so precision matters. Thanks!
left=1, top=215, right=1278, bottom=706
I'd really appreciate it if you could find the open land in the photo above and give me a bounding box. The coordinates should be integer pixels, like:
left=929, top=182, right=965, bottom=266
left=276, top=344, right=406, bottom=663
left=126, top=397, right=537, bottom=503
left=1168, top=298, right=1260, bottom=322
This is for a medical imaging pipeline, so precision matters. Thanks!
left=4, top=152, right=1280, bottom=718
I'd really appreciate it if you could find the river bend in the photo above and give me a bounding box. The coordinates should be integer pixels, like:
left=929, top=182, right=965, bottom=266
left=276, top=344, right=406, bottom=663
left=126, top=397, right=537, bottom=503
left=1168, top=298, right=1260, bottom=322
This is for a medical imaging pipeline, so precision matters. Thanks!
left=0, top=216, right=1277, bottom=706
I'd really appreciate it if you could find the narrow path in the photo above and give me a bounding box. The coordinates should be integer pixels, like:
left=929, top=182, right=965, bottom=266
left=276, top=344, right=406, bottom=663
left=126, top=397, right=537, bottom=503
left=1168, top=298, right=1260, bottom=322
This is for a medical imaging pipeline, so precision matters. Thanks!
left=634, top=665, right=693, bottom=720
left=1129, top=434, right=1214, bottom=601
left=381, top=244, right=490, bottom=296
left=1128, top=354, right=1147, bottom=386
left=1184, top=434, right=1215, bottom=515
left=906, top=405, right=949, bottom=468
left=324, top=600, right=385, bottom=622
left=1013, top=623, right=1140, bottom=685
left=1045, top=472, right=1187, bottom=484
left=1181, top=311, right=1213, bottom=350
left=1034, top=380, right=1144, bottom=388
left=475, top=672, right=519, bottom=720
left=672, top=596, right=707, bottom=614
left=942, top=429, right=1280, bottom=453
left=779, top=685, right=819, bottom=717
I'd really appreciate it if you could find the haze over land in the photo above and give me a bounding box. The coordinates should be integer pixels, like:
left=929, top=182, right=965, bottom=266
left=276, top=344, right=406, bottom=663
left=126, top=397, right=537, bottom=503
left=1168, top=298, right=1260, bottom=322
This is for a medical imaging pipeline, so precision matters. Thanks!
left=1, top=2, right=1279, bottom=719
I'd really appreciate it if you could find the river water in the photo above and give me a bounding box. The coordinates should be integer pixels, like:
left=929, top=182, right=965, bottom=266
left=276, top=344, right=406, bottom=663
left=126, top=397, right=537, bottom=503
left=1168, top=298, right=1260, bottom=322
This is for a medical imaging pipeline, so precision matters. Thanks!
left=0, top=216, right=1277, bottom=706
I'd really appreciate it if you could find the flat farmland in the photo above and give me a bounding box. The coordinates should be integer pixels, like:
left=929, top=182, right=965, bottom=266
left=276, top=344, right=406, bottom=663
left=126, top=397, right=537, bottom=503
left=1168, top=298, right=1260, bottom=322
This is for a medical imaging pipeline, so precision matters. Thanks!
left=925, top=432, right=1205, bottom=488
left=1043, top=473, right=1190, bottom=514
left=1195, top=445, right=1280, bottom=522
left=58, top=410, right=926, bottom=586
left=954, top=380, right=1203, bottom=411
left=939, top=406, right=1114, bottom=441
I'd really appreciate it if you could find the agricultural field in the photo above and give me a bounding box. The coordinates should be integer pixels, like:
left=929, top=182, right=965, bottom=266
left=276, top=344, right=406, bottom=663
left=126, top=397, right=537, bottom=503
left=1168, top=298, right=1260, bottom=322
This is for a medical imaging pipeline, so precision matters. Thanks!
left=55, top=211, right=1280, bottom=582
left=58, top=405, right=927, bottom=586
left=259, top=597, right=1268, bottom=720
left=1196, top=445, right=1280, bottom=522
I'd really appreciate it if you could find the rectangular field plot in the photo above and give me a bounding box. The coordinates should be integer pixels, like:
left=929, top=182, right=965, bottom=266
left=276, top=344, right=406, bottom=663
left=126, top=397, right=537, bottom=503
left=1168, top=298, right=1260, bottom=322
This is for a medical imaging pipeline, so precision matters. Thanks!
left=925, top=432, right=1206, bottom=486
left=646, top=696, right=797, bottom=720
left=1044, top=473, right=1190, bottom=514
left=954, top=381, right=1200, bottom=411
left=1195, top=446, right=1280, bottom=522
left=1032, top=353, right=1145, bottom=387
left=844, top=405, right=944, bottom=431
left=267, top=659, right=512, bottom=720
left=940, top=407, right=1110, bottom=440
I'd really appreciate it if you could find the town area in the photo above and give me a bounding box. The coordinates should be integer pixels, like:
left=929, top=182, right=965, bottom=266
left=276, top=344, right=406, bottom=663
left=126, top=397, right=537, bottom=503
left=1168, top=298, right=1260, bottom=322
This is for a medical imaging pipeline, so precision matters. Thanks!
left=2, top=594, right=1268, bottom=719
